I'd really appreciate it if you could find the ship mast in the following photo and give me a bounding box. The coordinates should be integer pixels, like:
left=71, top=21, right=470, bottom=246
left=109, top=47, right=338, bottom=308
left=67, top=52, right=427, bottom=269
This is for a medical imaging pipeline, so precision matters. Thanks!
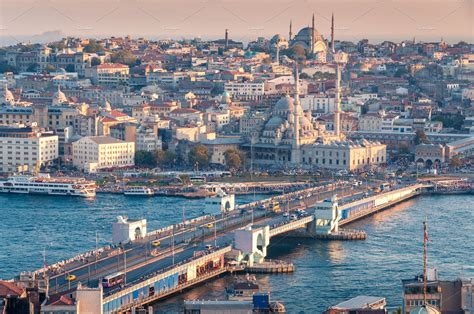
left=423, top=220, right=428, bottom=306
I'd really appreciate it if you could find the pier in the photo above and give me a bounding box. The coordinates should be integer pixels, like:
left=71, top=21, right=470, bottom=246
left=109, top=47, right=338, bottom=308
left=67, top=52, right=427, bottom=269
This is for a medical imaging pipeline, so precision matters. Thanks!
left=14, top=180, right=467, bottom=313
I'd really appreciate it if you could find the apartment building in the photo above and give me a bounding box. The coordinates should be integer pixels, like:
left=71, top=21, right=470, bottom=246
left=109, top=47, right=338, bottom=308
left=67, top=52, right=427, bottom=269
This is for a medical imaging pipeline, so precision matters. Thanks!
left=0, top=126, right=58, bottom=173
left=72, top=136, right=134, bottom=173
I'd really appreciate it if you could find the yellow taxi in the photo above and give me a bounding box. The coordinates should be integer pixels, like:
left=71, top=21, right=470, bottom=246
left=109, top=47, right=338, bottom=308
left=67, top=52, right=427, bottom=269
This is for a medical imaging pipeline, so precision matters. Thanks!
left=66, top=274, right=76, bottom=281
left=151, top=240, right=161, bottom=247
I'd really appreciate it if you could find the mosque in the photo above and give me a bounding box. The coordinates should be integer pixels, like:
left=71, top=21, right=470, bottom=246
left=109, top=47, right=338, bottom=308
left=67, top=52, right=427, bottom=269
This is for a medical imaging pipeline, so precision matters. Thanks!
left=287, top=13, right=333, bottom=62
left=244, top=67, right=386, bottom=171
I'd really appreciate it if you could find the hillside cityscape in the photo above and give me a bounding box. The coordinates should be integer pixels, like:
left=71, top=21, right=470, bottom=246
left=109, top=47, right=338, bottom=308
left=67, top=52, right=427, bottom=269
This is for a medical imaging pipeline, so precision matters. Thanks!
left=0, top=6, right=473, bottom=314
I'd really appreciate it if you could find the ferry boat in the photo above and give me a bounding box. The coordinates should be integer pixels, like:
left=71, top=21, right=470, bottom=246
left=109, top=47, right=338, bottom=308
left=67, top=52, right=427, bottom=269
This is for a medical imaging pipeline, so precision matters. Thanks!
left=123, top=186, right=154, bottom=196
left=0, top=174, right=96, bottom=198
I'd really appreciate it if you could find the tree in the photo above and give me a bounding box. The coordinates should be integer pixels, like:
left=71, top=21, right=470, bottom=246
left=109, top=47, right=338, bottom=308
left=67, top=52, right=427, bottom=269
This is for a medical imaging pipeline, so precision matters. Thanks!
left=414, top=129, right=429, bottom=145
left=224, top=149, right=243, bottom=171
left=44, top=64, right=56, bottom=73
left=0, top=62, right=17, bottom=74
left=26, top=63, right=39, bottom=72
left=155, top=150, right=176, bottom=168
left=110, top=49, right=137, bottom=67
left=189, top=145, right=209, bottom=169
left=65, top=64, right=76, bottom=72
left=449, top=157, right=462, bottom=168
left=134, top=150, right=156, bottom=168
left=91, top=57, right=101, bottom=66
left=83, top=40, right=104, bottom=53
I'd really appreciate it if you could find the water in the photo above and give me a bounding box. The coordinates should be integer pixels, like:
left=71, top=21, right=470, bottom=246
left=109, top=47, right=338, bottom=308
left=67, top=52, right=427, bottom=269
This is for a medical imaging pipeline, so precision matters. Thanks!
left=0, top=193, right=473, bottom=313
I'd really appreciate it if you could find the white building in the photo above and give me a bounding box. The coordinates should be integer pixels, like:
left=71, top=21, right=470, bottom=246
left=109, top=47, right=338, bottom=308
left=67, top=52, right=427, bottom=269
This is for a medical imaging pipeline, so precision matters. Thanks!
left=300, top=94, right=335, bottom=113
left=0, top=126, right=58, bottom=173
left=224, top=82, right=265, bottom=99
left=89, top=63, right=129, bottom=86
left=72, top=136, right=135, bottom=172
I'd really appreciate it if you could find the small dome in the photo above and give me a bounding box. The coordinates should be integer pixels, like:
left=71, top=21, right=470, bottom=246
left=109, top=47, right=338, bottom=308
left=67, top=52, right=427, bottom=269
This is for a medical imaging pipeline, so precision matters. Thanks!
left=274, top=95, right=294, bottom=112
left=265, top=116, right=285, bottom=129
left=410, top=305, right=440, bottom=314
left=270, top=301, right=286, bottom=313
left=52, top=85, right=68, bottom=105
left=103, top=99, right=112, bottom=112
left=270, top=34, right=287, bottom=45
left=2, top=85, right=15, bottom=105
left=221, top=91, right=232, bottom=104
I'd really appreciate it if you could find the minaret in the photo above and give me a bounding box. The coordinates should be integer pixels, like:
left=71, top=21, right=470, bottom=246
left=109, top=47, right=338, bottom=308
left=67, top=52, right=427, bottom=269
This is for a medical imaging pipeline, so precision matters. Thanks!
left=331, top=13, right=335, bottom=54
left=275, top=44, right=280, bottom=65
left=311, top=13, right=315, bottom=54
left=289, top=20, right=293, bottom=41
left=291, top=63, right=301, bottom=164
left=225, top=29, right=229, bottom=50
left=334, top=62, right=341, bottom=138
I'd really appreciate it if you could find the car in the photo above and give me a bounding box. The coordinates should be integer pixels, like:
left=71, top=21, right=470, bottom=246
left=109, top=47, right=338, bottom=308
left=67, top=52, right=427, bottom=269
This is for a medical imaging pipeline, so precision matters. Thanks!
left=206, top=223, right=214, bottom=229
left=283, top=212, right=289, bottom=217
left=205, top=244, right=214, bottom=250
left=290, top=214, right=298, bottom=220
left=151, top=240, right=161, bottom=247
left=66, top=274, right=76, bottom=281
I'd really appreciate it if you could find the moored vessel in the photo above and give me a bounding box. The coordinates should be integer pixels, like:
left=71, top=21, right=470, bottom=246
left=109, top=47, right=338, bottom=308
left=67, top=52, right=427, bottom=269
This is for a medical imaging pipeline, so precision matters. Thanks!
left=123, top=186, right=154, bottom=196
left=0, top=174, right=96, bottom=198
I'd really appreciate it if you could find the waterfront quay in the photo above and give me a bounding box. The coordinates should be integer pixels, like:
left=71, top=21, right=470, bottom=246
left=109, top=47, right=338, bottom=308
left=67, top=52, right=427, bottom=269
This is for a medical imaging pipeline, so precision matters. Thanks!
left=13, top=179, right=470, bottom=313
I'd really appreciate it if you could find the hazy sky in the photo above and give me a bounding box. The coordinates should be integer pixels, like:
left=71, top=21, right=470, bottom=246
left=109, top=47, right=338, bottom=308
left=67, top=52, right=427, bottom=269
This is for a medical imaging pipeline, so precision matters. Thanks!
left=0, top=0, right=473, bottom=46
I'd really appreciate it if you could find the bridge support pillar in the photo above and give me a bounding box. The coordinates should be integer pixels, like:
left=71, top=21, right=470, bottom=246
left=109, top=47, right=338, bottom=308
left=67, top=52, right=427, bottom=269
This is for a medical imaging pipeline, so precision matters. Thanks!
left=312, top=195, right=340, bottom=235
left=234, top=225, right=270, bottom=266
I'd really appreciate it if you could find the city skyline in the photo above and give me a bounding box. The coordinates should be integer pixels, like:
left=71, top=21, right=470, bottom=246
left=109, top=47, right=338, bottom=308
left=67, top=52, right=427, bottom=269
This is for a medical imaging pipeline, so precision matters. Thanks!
left=0, top=0, right=473, bottom=47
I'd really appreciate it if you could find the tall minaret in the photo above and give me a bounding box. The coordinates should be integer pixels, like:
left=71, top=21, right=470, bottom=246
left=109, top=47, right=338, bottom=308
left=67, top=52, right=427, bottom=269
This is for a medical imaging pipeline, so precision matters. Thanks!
left=289, top=20, right=293, bottom=41
left=334, top=62, right=341, bottom=138
left=225, top=29, right=229, bottom=50
left=291, top=63, right=301, bottom=164
left=331, top=13, right=335, bottom=54
left=311, top=13, right=315, bottom=54
left=275, top=44, right=280, bottom=65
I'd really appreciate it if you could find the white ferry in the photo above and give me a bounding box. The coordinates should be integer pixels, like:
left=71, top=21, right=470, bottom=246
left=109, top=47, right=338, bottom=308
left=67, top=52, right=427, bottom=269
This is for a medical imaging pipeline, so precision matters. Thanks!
left=123, top=186, right=154, bottom=196
left=0, top=174, right=96, bottom=198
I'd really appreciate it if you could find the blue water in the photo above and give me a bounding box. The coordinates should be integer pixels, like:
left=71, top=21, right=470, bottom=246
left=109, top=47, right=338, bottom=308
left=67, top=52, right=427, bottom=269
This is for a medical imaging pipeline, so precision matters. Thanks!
left=0, top=193, right=473, bottom=313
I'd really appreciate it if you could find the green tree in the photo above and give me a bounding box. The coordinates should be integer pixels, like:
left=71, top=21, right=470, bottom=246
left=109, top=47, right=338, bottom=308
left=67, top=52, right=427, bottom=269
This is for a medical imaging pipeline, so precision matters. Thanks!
left=91, top=57, right=101, bottom=66
left=189, top=145, right=209, bottom=169
left=0, top=62, right=17, bottom=74
left=155, top=150, right=176, bottom=168
left=65, top=64, right=76, bottom=72
left=83, top=40, right=104, bottom=53
left=49, top=42, right=66, bottom=51
left=134, top=150, right=156, bottom=168
left=44, top=64, right=56, bottom=73
left=110, top=49, right=137, bottom=67
left=414, top=129, right=429, bottom=145
left=449, top=157, right=462, bottom=168
left=224, top=149, right=243, bottom=170
left=26, top=63, right=39, bottom=72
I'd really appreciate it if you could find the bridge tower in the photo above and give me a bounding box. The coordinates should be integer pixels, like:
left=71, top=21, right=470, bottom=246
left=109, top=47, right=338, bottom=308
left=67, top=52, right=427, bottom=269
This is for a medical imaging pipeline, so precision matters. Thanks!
left=234, top=225, right=270, bottom=266
left=312, top=195, right=340, bottom=234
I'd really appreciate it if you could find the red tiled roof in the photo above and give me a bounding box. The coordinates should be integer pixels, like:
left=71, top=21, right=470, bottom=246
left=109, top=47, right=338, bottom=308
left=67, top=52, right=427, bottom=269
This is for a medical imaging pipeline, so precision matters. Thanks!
left=97, top=63, right=129, bottom=69
left=45, top=294, right=75, bottom=306
left=109, top=110, right=128, bottom=117
left=0, top=281, right=24, bottom=297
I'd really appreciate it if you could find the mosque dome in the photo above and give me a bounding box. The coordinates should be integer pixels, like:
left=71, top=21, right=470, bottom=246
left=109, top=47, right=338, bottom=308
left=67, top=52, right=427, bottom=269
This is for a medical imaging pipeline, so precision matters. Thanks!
left=52, top=85, right=68, bottom=105
left=264, top=116, right=285, bottom=130
left=270, top=34, right=287, bottom=45
left=274, top=95, right=294, bottom=113
left=221, top=91, right=232, bottom=104
left=2, top=85, right=15, bottom=105
left=103, top=99, right=112, bottom=112
left=410, top=305, right=441, bottom=314
left=270, top=301, right=286, bottom=313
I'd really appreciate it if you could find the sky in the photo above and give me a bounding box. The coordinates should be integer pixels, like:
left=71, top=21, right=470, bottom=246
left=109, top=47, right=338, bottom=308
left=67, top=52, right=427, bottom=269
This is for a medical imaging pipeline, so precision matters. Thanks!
left=0, top=0, right=473, bottom=46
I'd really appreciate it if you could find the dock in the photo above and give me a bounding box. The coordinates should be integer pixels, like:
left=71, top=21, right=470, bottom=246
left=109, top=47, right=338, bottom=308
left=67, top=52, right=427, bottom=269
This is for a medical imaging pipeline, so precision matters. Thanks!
left=244, top=260, right=294, bottom=274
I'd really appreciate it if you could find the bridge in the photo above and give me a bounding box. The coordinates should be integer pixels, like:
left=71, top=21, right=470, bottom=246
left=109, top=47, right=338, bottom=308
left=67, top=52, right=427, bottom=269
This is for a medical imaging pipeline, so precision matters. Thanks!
left=22, top=181, right=433, bottom=313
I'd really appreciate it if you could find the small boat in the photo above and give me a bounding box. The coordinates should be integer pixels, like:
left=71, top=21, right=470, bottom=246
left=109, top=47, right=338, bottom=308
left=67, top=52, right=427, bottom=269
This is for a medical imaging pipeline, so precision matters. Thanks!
left=123, top=186, right=154, bottom=196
